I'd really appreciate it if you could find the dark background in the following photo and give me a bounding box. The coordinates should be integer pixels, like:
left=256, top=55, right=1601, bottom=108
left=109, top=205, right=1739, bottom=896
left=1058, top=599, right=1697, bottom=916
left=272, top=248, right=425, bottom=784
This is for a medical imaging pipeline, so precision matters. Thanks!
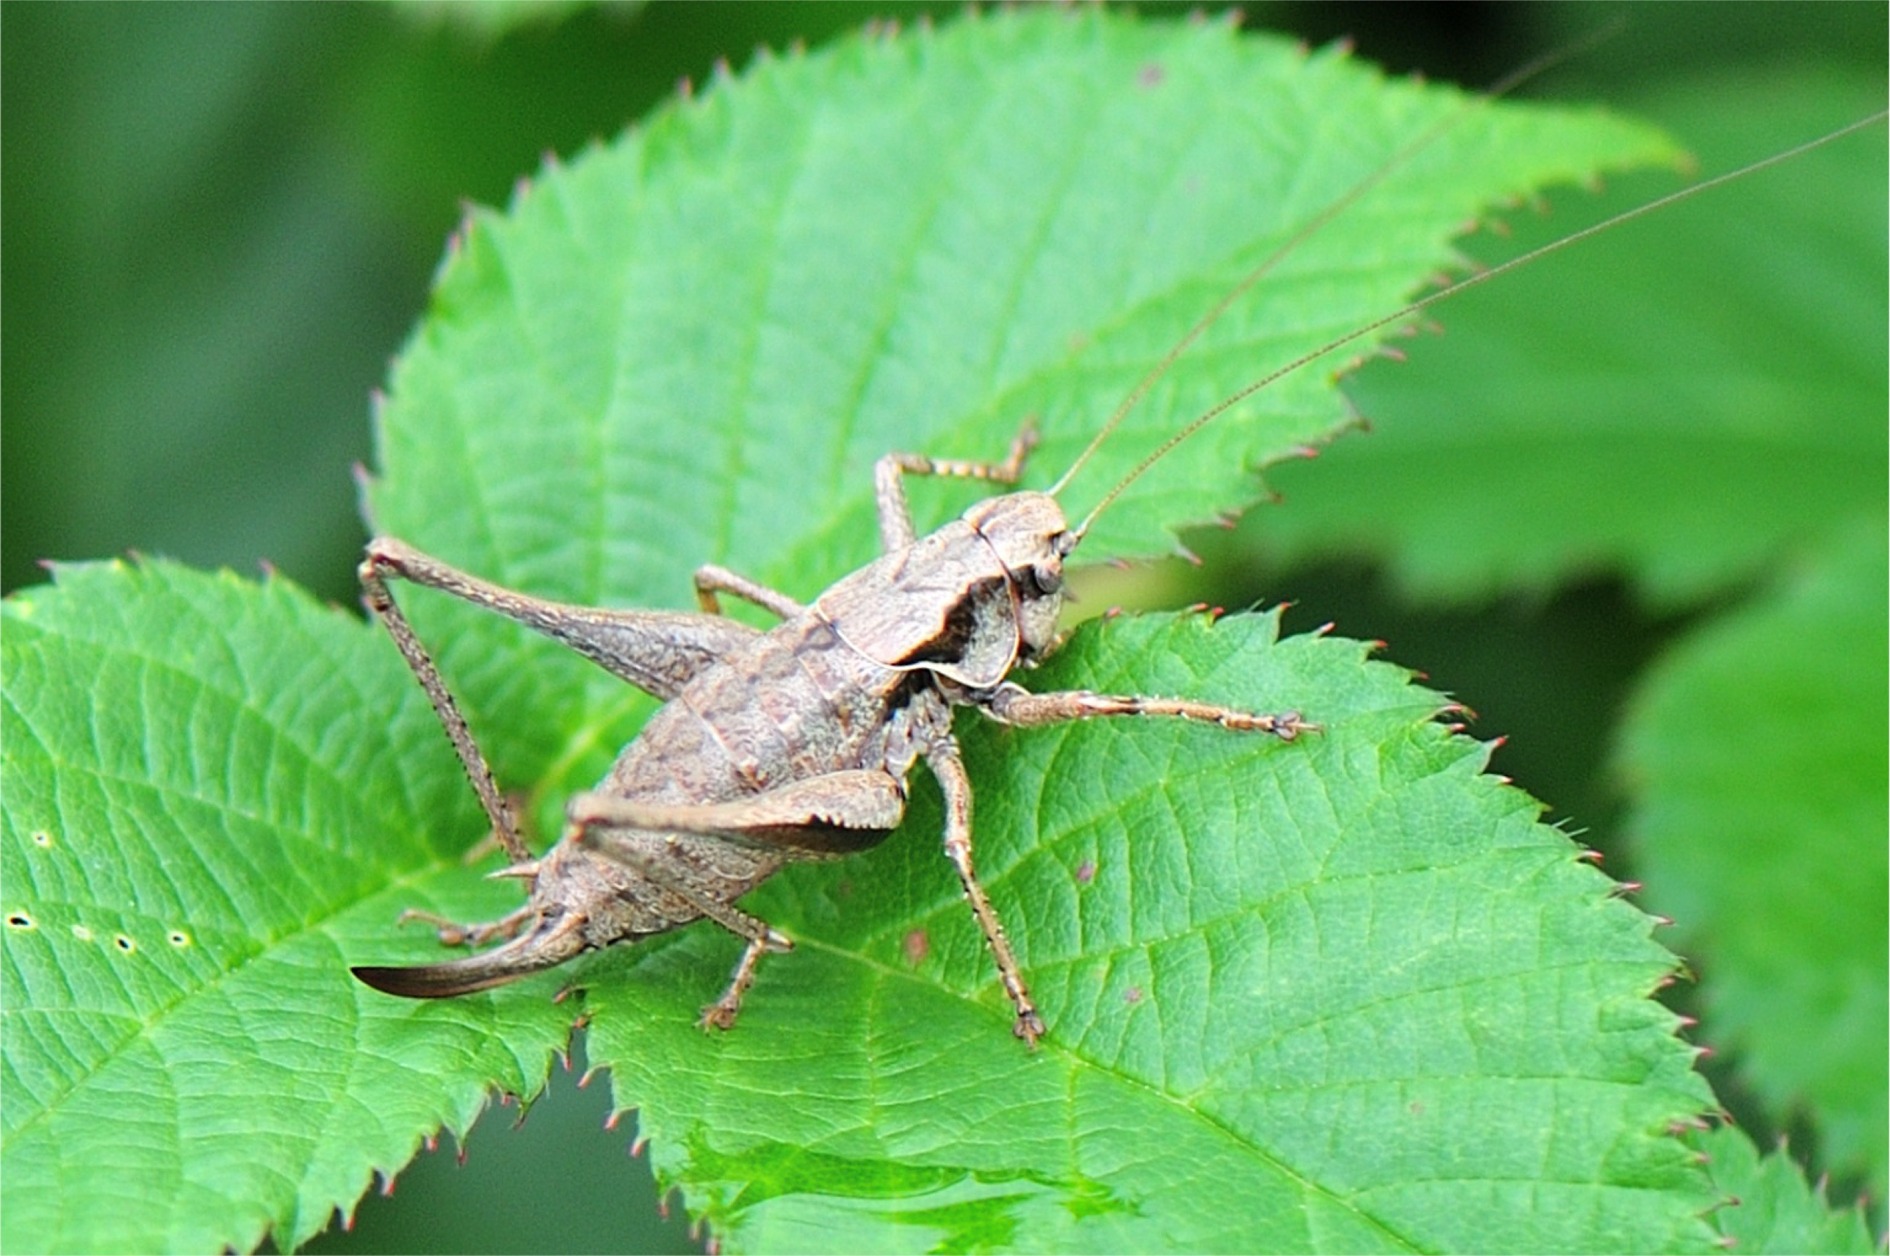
left=6, top=4, right=1882, bottom=1251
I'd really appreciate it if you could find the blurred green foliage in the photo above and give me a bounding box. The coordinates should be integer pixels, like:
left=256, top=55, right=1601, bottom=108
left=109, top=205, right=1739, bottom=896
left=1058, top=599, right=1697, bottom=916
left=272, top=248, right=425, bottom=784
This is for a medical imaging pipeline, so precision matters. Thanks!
left=5, top=3, right=1882, bottom=1253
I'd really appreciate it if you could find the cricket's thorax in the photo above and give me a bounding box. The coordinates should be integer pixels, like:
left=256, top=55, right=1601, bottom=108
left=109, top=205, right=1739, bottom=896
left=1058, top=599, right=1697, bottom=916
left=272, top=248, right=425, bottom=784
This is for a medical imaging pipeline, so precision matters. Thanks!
left=818, top=490, right=1070, bottom=689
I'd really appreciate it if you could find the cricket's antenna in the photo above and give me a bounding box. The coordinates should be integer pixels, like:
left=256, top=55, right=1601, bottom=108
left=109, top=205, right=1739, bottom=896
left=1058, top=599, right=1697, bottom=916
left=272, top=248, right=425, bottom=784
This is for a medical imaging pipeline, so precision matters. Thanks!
left=1072, top=107, right=1887, bottom=541
left=1047, top=23, right=1624, bottom=502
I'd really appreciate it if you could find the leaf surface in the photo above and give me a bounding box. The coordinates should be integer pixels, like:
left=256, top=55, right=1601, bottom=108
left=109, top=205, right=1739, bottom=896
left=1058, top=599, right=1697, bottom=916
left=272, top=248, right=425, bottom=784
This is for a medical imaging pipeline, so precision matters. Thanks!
left=1, top=560, right=575, bottom=1253
left=1618, top=521, right=1889, bottom=1194
left=589, top=610, right=1717, bottom=1252
left=1696, top=1126, right=1879, bottom=1255
left=1248, top=71, right=1887, bottom=607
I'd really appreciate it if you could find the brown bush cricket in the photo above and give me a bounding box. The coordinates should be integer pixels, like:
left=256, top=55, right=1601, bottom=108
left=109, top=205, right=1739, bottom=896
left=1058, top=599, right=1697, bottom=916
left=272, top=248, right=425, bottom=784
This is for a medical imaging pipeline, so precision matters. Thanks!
left=351, top=67, right=1882, bottom=1048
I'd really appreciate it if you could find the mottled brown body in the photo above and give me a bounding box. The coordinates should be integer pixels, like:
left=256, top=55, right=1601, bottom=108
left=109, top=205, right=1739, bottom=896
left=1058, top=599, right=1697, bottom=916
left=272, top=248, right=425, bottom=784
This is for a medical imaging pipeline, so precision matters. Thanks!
left=351, top=447, right=1307, bottom=1045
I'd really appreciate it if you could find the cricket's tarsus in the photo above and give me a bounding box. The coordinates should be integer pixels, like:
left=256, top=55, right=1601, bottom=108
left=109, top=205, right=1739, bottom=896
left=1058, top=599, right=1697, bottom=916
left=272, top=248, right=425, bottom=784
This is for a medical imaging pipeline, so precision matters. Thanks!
left=351, top=68, right=1884, bottom=1047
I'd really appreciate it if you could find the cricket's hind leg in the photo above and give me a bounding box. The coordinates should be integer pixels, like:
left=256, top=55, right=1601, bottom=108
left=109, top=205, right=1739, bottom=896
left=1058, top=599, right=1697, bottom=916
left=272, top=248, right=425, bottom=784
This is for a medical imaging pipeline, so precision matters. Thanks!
left=569, top=826, right=796, bottom=1032
left=360, top=537, right=771, bottom=860
left=697, top=923, right=796, bottom=1031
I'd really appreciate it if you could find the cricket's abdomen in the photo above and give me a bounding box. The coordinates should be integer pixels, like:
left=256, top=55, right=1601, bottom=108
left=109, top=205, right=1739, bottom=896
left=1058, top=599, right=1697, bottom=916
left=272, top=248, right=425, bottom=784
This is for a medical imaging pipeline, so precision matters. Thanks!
left=560, top=610, right=922, bottom=936
left=608, top=613, right=921, bottom=806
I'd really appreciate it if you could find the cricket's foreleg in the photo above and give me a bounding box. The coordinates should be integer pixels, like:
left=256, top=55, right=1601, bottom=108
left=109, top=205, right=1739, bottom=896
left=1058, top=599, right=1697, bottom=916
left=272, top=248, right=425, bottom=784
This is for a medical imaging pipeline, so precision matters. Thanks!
left=692, top=564, right=805, bottom=620
left=364, top=537, right=758, bottom=702
left=922, top=738, right=1046, bottom=1048
left=982, top=682, right=1315, bottom=740
left=874, top=421, right=1039, bottom=551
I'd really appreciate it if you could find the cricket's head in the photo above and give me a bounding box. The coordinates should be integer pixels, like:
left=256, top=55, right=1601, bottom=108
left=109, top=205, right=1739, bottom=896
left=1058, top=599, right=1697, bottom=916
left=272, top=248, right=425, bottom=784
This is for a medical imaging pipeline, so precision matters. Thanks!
left=963, top=490, right=1077, bottom=661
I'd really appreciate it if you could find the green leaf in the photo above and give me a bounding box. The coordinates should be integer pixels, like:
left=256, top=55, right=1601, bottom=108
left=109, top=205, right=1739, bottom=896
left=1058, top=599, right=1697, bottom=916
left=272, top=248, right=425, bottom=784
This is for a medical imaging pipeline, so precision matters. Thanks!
left=0, top=559, right=578, bottom=1252
left=4, top=9, right=1710, bottom=1252
left=1696, top=1126, right=1879, bottom=1254
left=588, top=610, right=1717, bottom=1252
left=1250, top=70, right=1887, bottom=607
left=1618, top=521, right=1889, bottom=1195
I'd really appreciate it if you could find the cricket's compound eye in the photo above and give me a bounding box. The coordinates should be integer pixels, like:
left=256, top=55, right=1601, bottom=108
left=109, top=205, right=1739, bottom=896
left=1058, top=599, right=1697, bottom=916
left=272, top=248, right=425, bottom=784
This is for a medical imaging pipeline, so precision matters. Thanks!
left=1024, top=563, right=1063, bottom=597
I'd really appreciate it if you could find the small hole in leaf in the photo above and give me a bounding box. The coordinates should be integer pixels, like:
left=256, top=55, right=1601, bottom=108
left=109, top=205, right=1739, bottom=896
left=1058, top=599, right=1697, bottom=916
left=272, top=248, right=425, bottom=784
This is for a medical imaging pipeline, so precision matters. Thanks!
left=6, top=913, right=34, bottom=930
left=31, top=831, right=52, bottom=848
left=71, top=923, right=94, bottom=942
left=168, top=930, right=191, bottom=947
left=114, top=934, right=136, bottom=954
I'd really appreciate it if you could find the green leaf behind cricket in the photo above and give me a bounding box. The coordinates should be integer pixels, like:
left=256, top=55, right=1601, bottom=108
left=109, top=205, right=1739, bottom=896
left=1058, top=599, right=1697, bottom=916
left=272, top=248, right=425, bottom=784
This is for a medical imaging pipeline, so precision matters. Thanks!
left=1249, top=70, right=1887, bottom=608
left=1223, top=57, right=1889, bottom=1215
left=1695, top=1125, right=1880, bottom=1255
left=1619, top=521, right=1889, bottom=1196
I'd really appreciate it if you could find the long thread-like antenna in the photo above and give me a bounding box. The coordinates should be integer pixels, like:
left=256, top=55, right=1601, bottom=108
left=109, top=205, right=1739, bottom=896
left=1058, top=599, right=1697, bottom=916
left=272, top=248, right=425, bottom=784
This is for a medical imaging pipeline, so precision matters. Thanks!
left=1047, top=24, right=1624, bottom=500
left=1072, top=108, right=1887, bottom=539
